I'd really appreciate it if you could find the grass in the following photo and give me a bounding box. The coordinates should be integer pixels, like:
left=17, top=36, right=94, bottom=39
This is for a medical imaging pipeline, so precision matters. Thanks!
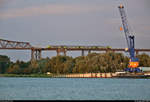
left=0, top=74, right=54, bottom=78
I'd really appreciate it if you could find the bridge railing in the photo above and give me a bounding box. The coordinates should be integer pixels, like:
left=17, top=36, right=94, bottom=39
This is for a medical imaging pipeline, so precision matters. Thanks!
left=46, top=45, right=110, bottom=49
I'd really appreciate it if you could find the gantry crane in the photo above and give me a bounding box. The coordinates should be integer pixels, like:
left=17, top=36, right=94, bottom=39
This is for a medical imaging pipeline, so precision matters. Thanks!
left=118, top=4, right=141, bottom=72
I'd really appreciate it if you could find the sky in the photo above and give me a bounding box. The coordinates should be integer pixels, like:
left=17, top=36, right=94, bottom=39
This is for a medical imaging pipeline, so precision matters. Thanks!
left=0, top=0, right=150, bottom=61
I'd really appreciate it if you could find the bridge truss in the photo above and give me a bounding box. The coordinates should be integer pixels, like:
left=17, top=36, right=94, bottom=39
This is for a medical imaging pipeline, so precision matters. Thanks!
left=0, top=38, right=150, bottom=62
left=0, top=39, right=32, bottom=49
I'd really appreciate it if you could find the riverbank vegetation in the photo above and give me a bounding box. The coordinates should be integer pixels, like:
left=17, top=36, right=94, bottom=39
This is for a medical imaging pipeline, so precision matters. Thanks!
left=0, top=52, right=150, bottom=75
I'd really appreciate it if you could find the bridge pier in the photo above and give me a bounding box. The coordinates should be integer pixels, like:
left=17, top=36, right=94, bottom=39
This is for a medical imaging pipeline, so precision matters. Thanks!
left=31, top=49, right=34, bottom=62
left=111, top=50, right=115, bottom=53
left=136, top=50, right=139, bottom=55
left=105, top=49, right=109, bottom=53
left=31, top=49, right=42, bottom=62
left=105, top=49, right=113, bottom=53
left=36, top=50, right=42, bottom=60
left=81, top=50, right=84, bottom=56
left=56, top=48, right=67, bottom=56
left=56, top=49, right=60, bottom=56
left=64, top=50, right=67, bottom=56
left=88, top=50, right=91, bottom=54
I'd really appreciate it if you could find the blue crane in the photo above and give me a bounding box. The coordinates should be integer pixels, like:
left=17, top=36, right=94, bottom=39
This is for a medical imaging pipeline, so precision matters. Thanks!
left=118, top=4, right=141, bottom=72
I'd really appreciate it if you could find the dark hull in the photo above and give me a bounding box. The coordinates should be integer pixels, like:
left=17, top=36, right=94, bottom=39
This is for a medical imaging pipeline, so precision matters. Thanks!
left=115, top=75, right=150, bottom=78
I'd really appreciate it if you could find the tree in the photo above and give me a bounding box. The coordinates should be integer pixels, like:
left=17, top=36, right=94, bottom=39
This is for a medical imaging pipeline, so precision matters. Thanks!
left=137, top=53, right=150, bottom=67
left=1, top=52, right=150, bottom=75
left=30, top=60, right=40, bottom=73
left=49, top=56, right=74, bottom=74
left=0, top=55, right=11, bottom=73
left=37, top=58, right=51, bottom=73
left=7, top=64, right=21, bottom=74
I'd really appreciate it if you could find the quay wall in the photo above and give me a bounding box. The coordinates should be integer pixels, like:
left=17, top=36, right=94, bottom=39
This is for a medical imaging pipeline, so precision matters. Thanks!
left=54, top=73, right=118, bottom=78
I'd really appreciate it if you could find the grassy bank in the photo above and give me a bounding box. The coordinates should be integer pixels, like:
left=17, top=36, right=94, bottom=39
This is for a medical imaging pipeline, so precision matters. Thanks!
left=0, top=74, right=55, bottom=78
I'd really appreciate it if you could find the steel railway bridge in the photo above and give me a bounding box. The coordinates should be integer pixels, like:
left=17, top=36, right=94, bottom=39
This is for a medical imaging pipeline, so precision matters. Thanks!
left=0, top=38, right=150, bottom=62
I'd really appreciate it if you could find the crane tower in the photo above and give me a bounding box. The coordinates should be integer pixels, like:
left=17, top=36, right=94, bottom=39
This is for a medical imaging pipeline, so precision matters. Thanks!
left=118, top=4, right=141, bottom=72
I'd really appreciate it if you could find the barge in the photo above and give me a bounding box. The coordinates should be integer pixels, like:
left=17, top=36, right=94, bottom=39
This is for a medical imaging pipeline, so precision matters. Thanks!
left=115, top=72, right=150, bottom=78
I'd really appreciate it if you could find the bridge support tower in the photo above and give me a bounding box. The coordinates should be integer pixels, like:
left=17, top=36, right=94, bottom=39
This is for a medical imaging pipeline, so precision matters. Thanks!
left=81, top=50, right=85, bottom=56
left=31, top=48, right=42, bottom=62
left=136, top=50, right=139, bottom=56
left=88, top=50, right=91, bottom=54
left=56, top=48, right=67, bottom=56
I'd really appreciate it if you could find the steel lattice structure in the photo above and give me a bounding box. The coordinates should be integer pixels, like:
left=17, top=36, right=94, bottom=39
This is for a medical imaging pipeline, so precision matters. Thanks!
left=0, top=38, right=150, bottom=62
left=0, top=39, right=32, bottom=49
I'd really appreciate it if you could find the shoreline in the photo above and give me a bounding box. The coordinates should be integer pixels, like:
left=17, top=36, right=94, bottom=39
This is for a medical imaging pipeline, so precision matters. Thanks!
left=0, top=73, right=150, bottom=79
left=0, top=74, right=53, bottom=78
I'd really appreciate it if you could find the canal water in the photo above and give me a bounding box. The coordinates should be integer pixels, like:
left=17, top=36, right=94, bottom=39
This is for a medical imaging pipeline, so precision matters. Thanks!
left=0, top=77, right=150, bottom=100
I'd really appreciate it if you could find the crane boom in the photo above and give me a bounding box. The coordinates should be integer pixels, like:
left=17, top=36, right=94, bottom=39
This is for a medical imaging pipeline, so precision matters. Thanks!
left=118, top=4, right=130, bottom=48
left=118, top=4, right=135, bottom=58
left=118, top=4, right=141, bottom=72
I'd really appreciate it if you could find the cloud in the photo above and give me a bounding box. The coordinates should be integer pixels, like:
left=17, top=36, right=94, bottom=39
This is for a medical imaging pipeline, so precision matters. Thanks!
left=0, top=4, right=106, bottom=19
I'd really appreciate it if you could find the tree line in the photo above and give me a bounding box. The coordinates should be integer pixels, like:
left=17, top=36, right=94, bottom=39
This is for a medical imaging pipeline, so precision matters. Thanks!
left=0, top=52, right=150, bottom=74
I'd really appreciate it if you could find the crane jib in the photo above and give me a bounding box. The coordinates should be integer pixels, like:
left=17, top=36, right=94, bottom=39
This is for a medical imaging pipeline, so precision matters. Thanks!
left=118, top=5, right=135, bottom=57
left=118, top=4, right=140, bottom=71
